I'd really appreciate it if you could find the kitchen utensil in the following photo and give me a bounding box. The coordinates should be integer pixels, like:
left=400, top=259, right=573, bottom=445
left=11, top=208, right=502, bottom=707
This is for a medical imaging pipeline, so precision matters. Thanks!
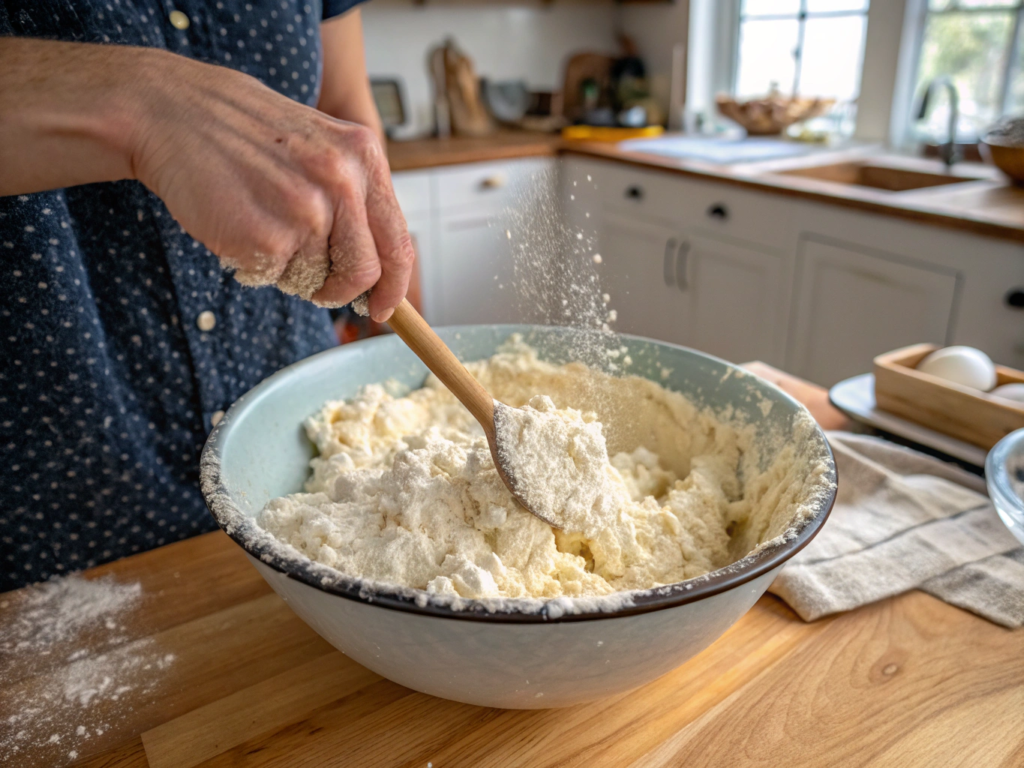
left=986, top=428, right=1024, bottom=545
left=874, top=343, right=1024, bottom=450
left=383, top=299, right=555, bottom=526
left=481, top=79, right=530, bottom=123
left=829, top=373, right=988, bottom=468
left=433, top=39, right=493, bottom=137
left=370, top=79, right=406, bottom=138
left=200, top=325, right=836, bottom=708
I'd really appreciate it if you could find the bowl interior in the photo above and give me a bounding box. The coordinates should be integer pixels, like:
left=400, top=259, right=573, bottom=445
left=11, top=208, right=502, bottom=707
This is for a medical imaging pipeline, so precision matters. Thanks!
left=203, top=325, right=836, bottom=620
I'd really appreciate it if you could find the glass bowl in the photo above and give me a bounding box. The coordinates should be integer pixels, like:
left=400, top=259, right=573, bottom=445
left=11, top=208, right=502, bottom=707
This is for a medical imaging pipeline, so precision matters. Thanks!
left=986, top=428, right=1024, bottom=546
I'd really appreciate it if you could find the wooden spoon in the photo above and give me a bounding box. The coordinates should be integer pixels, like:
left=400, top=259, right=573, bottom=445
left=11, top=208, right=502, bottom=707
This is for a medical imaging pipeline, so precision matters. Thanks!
left=386, top=298, right=556, bottom=527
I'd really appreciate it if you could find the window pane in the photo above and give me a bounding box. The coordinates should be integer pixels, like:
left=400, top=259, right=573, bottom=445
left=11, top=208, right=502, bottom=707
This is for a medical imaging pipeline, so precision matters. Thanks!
left=736, top=19, right=800, bottom=97
left=959, top=0, right=1017, bottom=8
left=930, top=0, right=1016, bottom=11
left=798, top=15, right=869, bottom=100
left=741, top=0, right=801, bottom=16
left=916, top=11, right=1013, bottom=140
left=1005, top=18, right=1024, bottom=114
left=806, top=0, right=869, bottom=12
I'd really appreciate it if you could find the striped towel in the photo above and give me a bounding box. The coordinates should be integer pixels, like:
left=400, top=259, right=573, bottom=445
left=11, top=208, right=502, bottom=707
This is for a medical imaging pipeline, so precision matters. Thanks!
left=768, top=432, right=1024, bottom=628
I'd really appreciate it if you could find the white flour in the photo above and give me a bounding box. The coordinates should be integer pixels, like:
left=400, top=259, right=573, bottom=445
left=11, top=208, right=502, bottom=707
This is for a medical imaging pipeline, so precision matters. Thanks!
left=257, top=340, right=832, bottom=602
left=0, top=575, right=175, bottom=765
left=493, top=395, right=626, bottom=537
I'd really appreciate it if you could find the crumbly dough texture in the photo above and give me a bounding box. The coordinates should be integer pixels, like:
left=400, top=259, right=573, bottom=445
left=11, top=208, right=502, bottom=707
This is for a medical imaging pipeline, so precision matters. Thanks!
left=258, top=339, right=829, bottom=601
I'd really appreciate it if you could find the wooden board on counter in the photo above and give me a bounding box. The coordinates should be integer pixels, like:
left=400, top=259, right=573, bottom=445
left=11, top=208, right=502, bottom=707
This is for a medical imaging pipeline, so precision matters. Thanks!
left=2, top=366, right=1022, bottom=768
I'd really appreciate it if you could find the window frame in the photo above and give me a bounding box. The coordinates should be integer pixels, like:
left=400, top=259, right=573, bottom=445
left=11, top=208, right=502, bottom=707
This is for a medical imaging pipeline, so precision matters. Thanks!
left=906, top=0, right=1024, bottom=140
left=734, top=0, right=871, bottom=100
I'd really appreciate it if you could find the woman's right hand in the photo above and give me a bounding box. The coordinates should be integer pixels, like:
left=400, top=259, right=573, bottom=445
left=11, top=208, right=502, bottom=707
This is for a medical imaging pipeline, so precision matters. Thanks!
left=128, top=51, right=413, bottom=322
left=0, top=40, right=413, bottom=322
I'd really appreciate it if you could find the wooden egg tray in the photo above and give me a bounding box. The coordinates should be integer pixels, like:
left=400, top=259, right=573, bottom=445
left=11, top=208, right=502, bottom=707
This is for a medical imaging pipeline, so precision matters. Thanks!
left=873, top=343, right=1024, bottom=450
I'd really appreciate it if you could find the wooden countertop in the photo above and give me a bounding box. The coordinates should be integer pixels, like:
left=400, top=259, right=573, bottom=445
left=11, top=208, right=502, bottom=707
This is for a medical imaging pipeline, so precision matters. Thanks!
left=388, top=132, right=1024, bottom=244
left=388, top=131, right=561, bottom=172
left=4, top=364, right=1022, bottom=768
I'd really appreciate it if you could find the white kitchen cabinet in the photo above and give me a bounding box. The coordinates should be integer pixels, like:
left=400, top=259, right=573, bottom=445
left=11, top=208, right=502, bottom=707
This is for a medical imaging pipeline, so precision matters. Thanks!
left=405, top=212, right=438, bottom=323
left=787, top=237, right=960, bottom=387
left=393, top=158, right=557, bottom=327
left=433, top=211, right=519, bottom=326
left=595, top=215, right=790, bottom=365
left=683, top=234, right=789, bottom=367
left=597, top=212, right=688, bottom=344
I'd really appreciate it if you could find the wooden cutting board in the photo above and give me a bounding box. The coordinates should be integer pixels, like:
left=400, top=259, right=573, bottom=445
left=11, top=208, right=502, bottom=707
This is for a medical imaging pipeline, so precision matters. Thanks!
left=2, top=365, right=1022, bottom=768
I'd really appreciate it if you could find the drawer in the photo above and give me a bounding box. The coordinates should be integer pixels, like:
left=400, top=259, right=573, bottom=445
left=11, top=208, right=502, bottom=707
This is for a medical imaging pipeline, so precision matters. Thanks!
left=597, top=164, right=688, bottom=225
left=391, top=171, right=432, bottom=216
left=681, top=180, right=798, bottom=252
left=595, top=163, right=798, bottom=251
left=435, top=158, right=554, bottom=212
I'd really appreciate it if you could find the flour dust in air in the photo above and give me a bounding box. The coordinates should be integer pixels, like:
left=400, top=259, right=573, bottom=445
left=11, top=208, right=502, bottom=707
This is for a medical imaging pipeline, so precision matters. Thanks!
left=498, top=163, right=626, bottom=374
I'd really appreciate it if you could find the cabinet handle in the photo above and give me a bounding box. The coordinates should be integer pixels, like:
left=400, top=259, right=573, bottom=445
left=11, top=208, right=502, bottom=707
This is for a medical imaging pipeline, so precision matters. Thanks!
left=625, top=185, right=644, bottom=201
left=480, top=174, right=506, bottom=189
left=676, top=240, right=691, bottom=291
left=707, top=203, right=729, bottom=221
left=663, top=238, right=677, bottom=286
left=1007, top=289, right=1024, bottom=309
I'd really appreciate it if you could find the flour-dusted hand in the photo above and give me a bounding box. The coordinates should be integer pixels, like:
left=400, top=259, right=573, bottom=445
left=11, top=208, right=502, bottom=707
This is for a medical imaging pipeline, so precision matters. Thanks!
left=0, top=39, right=412, bottom=323
left=128, top=52, right=413, bottom=321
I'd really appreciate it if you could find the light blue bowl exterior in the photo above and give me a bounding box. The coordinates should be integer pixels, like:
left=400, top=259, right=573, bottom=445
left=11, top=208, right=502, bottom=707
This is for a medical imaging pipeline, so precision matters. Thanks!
left=201, top=325, right=837, bottom=707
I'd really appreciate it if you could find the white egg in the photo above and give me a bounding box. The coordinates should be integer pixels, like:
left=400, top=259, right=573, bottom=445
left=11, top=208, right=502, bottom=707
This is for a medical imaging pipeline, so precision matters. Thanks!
left=990, top=383, right=1024, bottom=404
left=916, top=346, right=997, bottom=391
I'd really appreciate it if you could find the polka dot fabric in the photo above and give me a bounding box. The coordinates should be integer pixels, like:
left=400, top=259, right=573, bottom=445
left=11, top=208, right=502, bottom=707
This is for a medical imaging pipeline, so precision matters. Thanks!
left=0, top=0, right=365, bottom=591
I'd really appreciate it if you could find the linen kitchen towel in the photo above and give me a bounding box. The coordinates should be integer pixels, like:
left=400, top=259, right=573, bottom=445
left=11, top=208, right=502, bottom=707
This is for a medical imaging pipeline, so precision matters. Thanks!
left=769, top=432, right=1024, bottom=628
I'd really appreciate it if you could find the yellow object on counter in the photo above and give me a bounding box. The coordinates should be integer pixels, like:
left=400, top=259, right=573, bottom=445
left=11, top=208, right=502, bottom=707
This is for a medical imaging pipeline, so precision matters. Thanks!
left=561, top=125, right=665, bottom=142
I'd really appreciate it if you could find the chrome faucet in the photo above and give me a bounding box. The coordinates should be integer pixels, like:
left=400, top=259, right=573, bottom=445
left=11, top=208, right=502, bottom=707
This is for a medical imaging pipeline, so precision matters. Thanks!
left=917, top=76, right=960, bottom=166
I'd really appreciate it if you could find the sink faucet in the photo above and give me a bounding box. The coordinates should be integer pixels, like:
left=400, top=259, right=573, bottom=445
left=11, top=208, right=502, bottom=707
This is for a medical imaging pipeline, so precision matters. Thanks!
left=917, top=76, right=960, bottom=166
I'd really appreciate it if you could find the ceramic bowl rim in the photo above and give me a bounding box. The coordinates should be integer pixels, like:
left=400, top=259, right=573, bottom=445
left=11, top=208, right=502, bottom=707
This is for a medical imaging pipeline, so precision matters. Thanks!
left=201, top=326, right=838, bottom=624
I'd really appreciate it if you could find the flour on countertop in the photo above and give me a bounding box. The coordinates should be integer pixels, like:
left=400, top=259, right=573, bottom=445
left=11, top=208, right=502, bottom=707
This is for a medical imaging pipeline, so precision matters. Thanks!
left=257, top=339, right=833, bottom=603
left=0, top=575, right=175, bottom=766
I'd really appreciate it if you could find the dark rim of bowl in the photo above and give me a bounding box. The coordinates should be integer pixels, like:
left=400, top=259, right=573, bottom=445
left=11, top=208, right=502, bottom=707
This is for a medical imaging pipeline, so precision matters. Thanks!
left=201, top=329, right=838, bottom=624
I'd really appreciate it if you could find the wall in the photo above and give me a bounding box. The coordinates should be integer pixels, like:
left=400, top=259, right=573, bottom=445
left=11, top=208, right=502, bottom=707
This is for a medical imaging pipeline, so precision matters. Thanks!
left=361, top=0, right=619, bottom=140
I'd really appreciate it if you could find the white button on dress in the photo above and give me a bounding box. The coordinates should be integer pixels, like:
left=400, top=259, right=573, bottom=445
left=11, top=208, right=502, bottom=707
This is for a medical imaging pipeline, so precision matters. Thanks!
left=169, top=10, right=190, bottom=30
left=196, top=310, right=216, bottom=332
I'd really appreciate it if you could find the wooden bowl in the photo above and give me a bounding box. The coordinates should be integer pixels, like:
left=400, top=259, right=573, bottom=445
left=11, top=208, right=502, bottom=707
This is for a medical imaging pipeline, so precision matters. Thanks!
left=716, top=94, right=835, bottom=136
left=981, top=138, right=1024, bottom=185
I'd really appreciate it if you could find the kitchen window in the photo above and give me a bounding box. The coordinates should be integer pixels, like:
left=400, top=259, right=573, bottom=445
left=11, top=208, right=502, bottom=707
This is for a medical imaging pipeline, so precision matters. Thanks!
left=912, top=1, right=1024, bottom=142
left=734, top=0, right=871, bottom=102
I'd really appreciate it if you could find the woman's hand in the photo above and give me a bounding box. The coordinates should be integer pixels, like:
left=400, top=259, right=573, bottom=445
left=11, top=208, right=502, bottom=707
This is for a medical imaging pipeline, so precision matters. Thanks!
left=129, top=52, right=411, bottom=321
left=0, top=40, right=412, bottom=321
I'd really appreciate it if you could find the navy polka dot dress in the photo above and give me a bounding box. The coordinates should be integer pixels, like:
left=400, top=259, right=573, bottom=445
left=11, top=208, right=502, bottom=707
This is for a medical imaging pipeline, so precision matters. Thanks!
left=0, top=0, right=365, bottom=591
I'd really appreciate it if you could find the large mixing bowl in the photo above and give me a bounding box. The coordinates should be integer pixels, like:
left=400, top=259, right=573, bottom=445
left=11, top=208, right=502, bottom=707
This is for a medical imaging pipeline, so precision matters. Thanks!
left=201, top=326, right=836, bottom=709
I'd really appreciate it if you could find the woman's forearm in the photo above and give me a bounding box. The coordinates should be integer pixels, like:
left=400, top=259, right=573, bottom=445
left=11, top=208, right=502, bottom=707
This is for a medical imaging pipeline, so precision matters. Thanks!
left=0, top=38, right=165, bottom=196
left=318, top=10, right=385, bottom=149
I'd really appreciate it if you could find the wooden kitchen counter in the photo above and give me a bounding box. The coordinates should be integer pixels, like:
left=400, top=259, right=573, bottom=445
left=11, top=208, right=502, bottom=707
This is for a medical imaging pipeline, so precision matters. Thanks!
left=388, top=132, right=1024, bottom=244
left=388, top=131, right=561, bottom=172
left=4, top=364, right=1021, bottom=768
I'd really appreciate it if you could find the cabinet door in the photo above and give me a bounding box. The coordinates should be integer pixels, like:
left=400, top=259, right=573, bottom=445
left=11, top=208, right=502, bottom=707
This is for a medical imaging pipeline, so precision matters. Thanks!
left=433, top=213, right=518, bottom=326
left=681, top=233, right=789, bottom=366
left=405, top=212, right=437, bottom=324
left=597, top=211, right=688, bottom=344
left=788, top=237, right=959, bottom=387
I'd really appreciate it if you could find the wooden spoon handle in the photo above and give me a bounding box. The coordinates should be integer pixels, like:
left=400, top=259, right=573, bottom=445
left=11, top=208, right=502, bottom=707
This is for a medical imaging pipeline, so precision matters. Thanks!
left=386, top=299, right=495, bottom=428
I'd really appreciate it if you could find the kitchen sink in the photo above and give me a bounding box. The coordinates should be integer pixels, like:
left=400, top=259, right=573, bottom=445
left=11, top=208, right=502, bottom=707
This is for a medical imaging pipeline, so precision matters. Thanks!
left=775, top=161, right=984, bottom=192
